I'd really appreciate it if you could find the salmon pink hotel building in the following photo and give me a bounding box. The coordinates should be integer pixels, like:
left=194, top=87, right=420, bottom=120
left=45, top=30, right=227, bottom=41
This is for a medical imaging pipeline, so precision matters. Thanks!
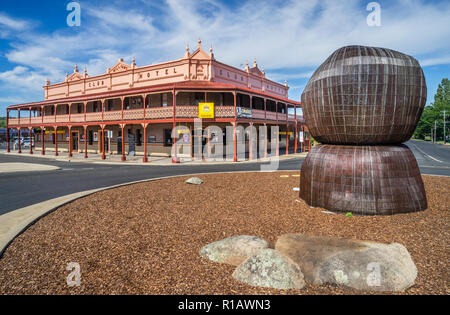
left=5, top=39, right=310, bottom=162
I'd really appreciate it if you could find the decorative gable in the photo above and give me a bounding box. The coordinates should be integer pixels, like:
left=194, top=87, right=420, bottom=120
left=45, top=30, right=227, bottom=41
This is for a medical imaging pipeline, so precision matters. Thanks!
left=248, top=59, right=264, bottom=77
left=108, top=58, right=132, bottom=74
left=66, top=65, right=85, bottom=82
left=189, top=39, right=213, bottom=60
left=249, top=66, right=263, bottom=76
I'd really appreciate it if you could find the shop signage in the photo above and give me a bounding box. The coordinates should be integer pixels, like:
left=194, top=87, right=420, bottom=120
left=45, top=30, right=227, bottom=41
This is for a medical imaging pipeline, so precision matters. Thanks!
left=199, top=103, right=214, bottom=119
left=236, top=107, right=252, bottom=118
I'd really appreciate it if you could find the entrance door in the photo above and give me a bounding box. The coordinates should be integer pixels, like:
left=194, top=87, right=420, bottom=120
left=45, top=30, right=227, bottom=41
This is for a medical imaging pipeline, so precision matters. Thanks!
left=104, top=131, right=109, bottom=153
left=164, top=129, right=172, bottom=147
left=128, top=132, right=135, bottom=156
left=72, top=132, right=79, bottom=151
left=118, top=130, right=122, bottom=155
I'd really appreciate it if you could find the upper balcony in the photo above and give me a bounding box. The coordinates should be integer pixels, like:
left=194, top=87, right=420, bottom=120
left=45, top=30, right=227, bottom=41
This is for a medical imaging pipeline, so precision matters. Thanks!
left=7, top=91, right=303, bottom=127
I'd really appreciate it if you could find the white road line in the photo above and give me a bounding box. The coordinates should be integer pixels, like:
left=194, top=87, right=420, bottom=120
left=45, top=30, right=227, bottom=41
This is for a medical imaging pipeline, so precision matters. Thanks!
left=411, top=143, right=444, bottom=163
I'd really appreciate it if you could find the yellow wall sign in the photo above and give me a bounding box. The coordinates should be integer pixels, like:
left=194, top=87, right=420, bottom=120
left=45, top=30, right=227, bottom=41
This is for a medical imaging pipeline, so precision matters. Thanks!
left=45, top=130, right=66, bottom=134
left=199, top=103, right=214, bottom=119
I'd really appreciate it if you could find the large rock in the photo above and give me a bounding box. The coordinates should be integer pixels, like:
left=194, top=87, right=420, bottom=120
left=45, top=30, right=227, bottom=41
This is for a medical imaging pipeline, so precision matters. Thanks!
left=200, top=235, right=269, bottom=266
left=275, top=234, right=417, bottom=292
left=185, top=177, right=204, bottom=185
left=232, top=249, right=305, bottom=290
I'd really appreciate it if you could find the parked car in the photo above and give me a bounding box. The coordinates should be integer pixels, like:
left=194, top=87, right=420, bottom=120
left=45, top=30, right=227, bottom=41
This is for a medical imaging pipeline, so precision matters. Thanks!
left=22, top=139, right=35, bottom=148
left=13, top=138, right=34, bottom=148
left=13, top=138, right=24, bottom=146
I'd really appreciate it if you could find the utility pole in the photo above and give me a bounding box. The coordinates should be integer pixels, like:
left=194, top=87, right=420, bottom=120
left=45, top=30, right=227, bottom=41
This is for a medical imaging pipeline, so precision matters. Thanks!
left=434, top=120, right=437, bottom=143
left=444, top=110, right=447, bottom=145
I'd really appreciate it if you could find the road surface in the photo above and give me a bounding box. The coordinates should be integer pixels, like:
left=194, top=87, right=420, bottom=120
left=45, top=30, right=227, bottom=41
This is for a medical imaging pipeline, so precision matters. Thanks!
left=0, top=139, right=448, bottom=215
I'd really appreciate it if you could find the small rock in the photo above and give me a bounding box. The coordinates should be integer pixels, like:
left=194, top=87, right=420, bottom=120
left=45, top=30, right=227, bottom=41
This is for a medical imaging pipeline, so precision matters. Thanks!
left=232, top=249, right=305, bottom=290
left=275, top=234, right=417, bottom=292
left=293, top=187, right=300, bottom=192
left=200, top=235, right=269, bottom=266
left=185, top=177, right=204, bottom=185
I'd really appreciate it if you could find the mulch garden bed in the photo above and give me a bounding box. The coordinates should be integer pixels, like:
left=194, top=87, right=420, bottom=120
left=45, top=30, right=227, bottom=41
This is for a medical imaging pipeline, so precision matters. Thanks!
left=0, top=172, right=448, bottom=295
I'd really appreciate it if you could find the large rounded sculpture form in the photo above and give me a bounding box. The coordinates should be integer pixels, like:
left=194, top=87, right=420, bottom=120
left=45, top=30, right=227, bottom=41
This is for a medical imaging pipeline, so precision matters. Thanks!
left=300, top=46, right=427, bottom=215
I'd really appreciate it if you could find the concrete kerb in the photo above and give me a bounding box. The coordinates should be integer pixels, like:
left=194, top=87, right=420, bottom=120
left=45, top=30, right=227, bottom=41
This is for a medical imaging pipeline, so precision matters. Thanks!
left=0, top=163, right=61, bottom=174
left=0, top=170, right=300, bottom=259
left=0, top=150, right=308, bottom=166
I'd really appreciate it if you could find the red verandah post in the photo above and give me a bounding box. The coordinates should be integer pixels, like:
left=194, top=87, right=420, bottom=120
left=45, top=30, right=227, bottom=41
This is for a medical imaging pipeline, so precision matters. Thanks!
left=41, top=127, right=45, bottom=155
left=54, top=126, right=58, bottom=156
left=143, top=123, right=148, bottom=163
left=29, top=127, right=33, bottom=155
left=18, top=128, right=21, bottom=154
left=101, top=127, right=106, bottom=160
left=172, top=88, right=178, bottom=164
left=233, top=91, right=237, bottom=162
left=6, top=110, right=10, bottom=153
left=121, top=124, right=126, bottom=162
left=68, top=127, right=73, bottom=158
left=84, top=125, right=88, bottom=159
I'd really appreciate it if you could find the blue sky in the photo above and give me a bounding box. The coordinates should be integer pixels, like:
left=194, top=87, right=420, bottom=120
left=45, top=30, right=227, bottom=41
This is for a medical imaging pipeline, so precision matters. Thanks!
left=0, top=0, right=449, bottom=117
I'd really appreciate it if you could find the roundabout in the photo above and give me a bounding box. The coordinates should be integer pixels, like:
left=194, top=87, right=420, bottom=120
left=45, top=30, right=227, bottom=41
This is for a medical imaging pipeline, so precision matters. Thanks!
left=0, top=171, right=448, bottom=295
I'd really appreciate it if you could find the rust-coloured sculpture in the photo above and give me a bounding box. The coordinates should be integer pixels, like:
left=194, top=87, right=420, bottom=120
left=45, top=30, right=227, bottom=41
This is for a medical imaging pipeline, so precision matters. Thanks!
left=300, top=46, right=427, bottom=215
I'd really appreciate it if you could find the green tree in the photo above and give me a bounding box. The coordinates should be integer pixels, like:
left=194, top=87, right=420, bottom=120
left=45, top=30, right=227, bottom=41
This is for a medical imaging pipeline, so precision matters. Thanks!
left=414, top=78, right=450, bottom=141
left=0, top=117, right=6, bottom=129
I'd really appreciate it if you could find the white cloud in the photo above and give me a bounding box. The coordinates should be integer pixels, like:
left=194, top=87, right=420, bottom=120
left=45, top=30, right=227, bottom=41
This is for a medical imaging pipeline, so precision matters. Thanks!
left=0, top=12, right=31, bottom=31
left=0, top=66, right=46, bottom=92
left=0, top=0, right=449, bottom=108
left=420, top=55, right=450, bottom=67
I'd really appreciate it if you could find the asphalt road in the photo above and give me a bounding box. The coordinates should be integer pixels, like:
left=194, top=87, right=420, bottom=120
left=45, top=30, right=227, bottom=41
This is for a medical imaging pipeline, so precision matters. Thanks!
left=0, top=153, right=303, bottom=215
left=405, top=140, right=450, bottom=176
left=0, top=139, right=448, bottom=215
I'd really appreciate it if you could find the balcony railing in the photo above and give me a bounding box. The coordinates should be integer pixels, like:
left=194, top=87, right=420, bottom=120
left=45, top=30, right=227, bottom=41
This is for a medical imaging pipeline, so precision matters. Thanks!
left=70, top=113, right=85, bottom=123
left=277, top=113, right=287, bottom=121
left=7, top=106, right=303, bottom=126
left=146, top=107, right=173, bottom=119
left=215, top=106, right=235, bottom=118
left=176, top=106, right=197, bottom=118
left=86, top=112, right=102, bottom=122
left=266, top=112, right=277, bottom=120
left=43, top=116, right=55, bottom=124
left=9, top=118, right=19, bottom=125
left=251, top=109, right=266, bottom=120
left=123, top=109, right=144, bottom=120
left=103, top=111, right=122, bottom=121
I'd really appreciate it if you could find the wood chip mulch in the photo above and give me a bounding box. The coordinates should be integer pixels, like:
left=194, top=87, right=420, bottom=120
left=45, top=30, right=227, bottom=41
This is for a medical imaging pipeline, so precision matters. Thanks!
left=0, top=172, right=448, bottom=295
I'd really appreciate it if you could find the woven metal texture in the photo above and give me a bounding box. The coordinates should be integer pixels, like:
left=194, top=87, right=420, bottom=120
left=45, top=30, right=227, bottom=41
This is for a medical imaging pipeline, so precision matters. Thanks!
left=301, top=45, right=427, bottom=145
left=300, top=144, right=427, bottom=215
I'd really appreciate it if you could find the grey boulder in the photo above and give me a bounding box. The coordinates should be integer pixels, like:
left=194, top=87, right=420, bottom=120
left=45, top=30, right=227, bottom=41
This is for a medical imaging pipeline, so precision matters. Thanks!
left=200, top=235, right=269, bottom=266
left=232, top=249, right=305, bottom=290
left=275, top=234, right=417, bottom=292
left=185, top=177, right=204, bottom=185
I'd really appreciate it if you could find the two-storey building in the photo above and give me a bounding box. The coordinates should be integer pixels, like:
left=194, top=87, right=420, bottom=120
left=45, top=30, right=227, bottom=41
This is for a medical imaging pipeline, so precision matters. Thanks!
left=6, top=39, right=310, bottom=162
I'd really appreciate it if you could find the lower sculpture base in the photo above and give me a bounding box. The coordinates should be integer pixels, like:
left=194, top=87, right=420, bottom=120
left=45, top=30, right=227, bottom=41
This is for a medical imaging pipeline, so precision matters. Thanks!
left=300, top=144, right=427, bottom=215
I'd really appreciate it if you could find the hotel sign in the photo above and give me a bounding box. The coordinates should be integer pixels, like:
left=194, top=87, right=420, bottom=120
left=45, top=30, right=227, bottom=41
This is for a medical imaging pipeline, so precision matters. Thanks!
left=199, top=103, right=214, bottom=119
left=236, top=107, right=252, bottom=118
